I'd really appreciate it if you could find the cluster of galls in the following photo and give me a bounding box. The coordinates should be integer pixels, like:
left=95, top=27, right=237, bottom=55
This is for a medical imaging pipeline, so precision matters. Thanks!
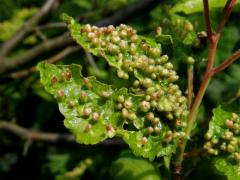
left=80, top=104, right=115, bottom=137
left=81, top=23, right=178, bottom=83
left=79, top=90, right=115, bottom=137
left=52, top=69, right=72, bottom=85
left=51, top=66, right=187, bottom=146
left=139, top=129, right=186, bottom=146
left=52, top=71, right=116, bottom=137
left=141, top=82, right=188, bottom=119
left=51, top=23, right=189, bottom=146
left=204, top=113, right=240, bottom=162
left=81, top=23, right=188, bottom=127
left=117, top=95, right=136, bottom=121
left=116, top=94, right=186, bottom=145
left=139, top=83, right=188, bottom=122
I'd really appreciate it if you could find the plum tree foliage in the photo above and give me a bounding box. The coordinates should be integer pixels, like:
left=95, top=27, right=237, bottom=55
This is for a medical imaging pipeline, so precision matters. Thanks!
left=1, top=0, right=238, bottom=179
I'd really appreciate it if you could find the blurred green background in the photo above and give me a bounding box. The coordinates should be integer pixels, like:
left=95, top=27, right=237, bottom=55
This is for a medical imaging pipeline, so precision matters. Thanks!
left=0, top=0, right=239, bottom=179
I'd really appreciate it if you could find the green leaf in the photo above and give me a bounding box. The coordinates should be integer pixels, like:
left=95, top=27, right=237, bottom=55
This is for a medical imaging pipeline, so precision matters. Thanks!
left=183, top=32, right=197, bottom=45
left=72, top=0, right=91, bottom=9
left=206, top=106, right=232, bottom=138
left=46, top=154, right=70, bottom=175
left=38, top=14, right=189, bottom=160
left=111, top=153, right=162, bottom=180
left=37, top=62, right=179, bottom=159
left=62, top=14, right=162, bottom=82
left=105, top=0, right=129, bottom=11
left=214, top=158, right=240, bottom=180
left=204, top=99, right=240, bottom=179
left=62, top=14, right=188, bottom=122
left=120, top=129, right=177, bottom=160
left=170, top=0, right=237, bottom=15
left=155, top=34, right=173, bottom=46
left=38, top=62, right=122, bottom=144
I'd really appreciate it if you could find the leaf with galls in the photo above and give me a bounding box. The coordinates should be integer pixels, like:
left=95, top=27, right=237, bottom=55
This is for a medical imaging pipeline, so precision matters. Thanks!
left=203, top=99, right=240, bottom=179
left=38, top=14, right=189, bottom=160
left=62, top=14, right=188, bottom=128
left=38, top=62, right=119, bottom=144
left=38, top=62, right=180, bottom=160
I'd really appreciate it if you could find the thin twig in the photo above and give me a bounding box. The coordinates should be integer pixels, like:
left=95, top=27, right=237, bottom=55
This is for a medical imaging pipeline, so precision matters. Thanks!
left=0, top=120, right=75, bottom=143
left=203, top=0, right=213, bottom=40
left=94, top=0, right=157, bottom=26
left=0, top=0, right=159, bottom=75
left=183, top=148, right=205, bottom=159
left=0, top=120, right=126, bottom=147
left=84, top=51, right=100, bottom=75
left=187, top=65, right=194, bottom=110
left=0, top=0, right=59, bottom=59
left=212, top=49, right=240, bottom=75
left=23, top=139, right=33, bottom=156
left=47, top=46, right=81, bottom=64
left=36, top=10, right=101, bottom=31
left=8, top=46, right=81, bottom=79
left=38, top=22, right=66, bottom=30
left=216, top=0, right=237, bottom=35
left=0, top=33, right=74, bottom=74
left=8, top=67, right=35, bottom=79
left=35, top=28, right=48, bottom=41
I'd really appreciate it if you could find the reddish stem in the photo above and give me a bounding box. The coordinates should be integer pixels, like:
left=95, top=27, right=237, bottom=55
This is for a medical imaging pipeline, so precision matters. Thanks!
left=203, top=0, right=213, bottom=40
left=173, top=0, right=238, bottom=179
left=184, top=148, right=205, bottom=159
left=207, top=35, right=220, bottom=71
left=216, top=0, right=237, bottom=34
left=174, top=37, right=218, bottom=171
